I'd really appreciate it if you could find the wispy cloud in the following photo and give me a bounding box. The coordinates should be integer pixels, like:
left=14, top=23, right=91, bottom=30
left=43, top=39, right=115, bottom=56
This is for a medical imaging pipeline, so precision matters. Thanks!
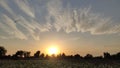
left=0, top=14, right=27, bottom=39
left=47, top=0, right=120, bottom=34
left=0, top=0, right=14, bottom=15
left=15, top=16, right=52, bottom=40
left=0, top=0, right=120, bottom=40
left=15, top=0, right=35, bottom=18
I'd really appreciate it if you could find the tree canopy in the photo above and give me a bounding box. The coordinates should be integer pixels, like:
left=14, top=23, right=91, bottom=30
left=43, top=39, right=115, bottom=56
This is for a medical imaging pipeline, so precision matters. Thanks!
left=0, top=46, right=7, bottom=57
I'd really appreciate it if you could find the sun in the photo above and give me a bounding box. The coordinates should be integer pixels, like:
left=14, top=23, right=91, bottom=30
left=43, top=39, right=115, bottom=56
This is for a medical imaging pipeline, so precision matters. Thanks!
left=48, top=46, right=58, bottom=55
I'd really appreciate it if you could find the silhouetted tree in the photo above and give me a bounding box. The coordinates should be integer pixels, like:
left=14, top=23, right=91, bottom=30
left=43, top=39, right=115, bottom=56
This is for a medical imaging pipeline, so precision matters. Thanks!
left=67, top=55, right=74, bottom=59
left=94, top=56, right=103, bottom=59
left=116, top=52, right=120, bottom=59
left=59, top=53, right=66, bottom=59
left=111, top=52, right=120, bottom=59
left=74, top=54, right=82, bottom=59
left=104, top=52, right=111, bottom=59
left=62, top=53, right=66, bottom=57
left=51, top=54, right=55, bottom=58
left=15, top=50, right=24, bottom=58
left=24, top=51, right=31, bottom=58
left=40, top=53, right=45, bottom=58
left=57, top=53, right=62, bottom=58
left=0, top=46, right=7, bottom=57
left=84, top=54, right=93, bottom=59
left=45, top=54, right=50, bottom=59
left=6, top=55, right=11, bottom=59
left=34, top=51, right=40, bottom=58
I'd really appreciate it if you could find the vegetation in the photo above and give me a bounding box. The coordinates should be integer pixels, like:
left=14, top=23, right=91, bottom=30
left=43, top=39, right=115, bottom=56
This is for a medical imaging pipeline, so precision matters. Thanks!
left=0, top=46, right=7, bottom=57
left=0, top=59, right=120, bottom=68
left=0, top=46, right=119, bottom=60
left=0, top=46, right=120, bottom=68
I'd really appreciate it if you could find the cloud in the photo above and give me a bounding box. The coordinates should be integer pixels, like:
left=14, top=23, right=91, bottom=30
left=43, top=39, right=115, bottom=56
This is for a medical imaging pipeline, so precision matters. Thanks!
left=0, top=0, right=120, bottom=40
left=0, top=14, right=27, bottom=40
left=0, top=13, right=52, bottom=40
left=47, top=0, right=76, bottom=33
left=15, top=16, right=52, bottom=40
left=0, top=0, right=14, bottom=15
left=15, top=0, right=35, bottom=18
left=47, top=0, right=120, bottom=34
left=0, top=0, right=52, bottom=40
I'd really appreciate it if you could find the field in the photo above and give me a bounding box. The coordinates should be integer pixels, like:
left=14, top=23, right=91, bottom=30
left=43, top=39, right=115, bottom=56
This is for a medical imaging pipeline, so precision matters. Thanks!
left=0, top=59, right=120, bottom=68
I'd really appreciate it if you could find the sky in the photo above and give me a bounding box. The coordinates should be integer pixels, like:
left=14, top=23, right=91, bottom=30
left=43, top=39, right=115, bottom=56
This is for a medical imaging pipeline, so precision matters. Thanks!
left=0, top=0, right=120, bottom=56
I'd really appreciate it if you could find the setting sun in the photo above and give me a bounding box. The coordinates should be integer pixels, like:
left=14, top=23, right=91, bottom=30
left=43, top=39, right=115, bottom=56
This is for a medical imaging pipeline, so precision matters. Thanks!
left=48, top=46, right=58, bottom=55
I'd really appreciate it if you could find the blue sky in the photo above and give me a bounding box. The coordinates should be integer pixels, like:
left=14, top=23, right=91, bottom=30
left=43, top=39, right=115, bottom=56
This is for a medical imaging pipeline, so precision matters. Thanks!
left=0, top=0, right=120, bottom=56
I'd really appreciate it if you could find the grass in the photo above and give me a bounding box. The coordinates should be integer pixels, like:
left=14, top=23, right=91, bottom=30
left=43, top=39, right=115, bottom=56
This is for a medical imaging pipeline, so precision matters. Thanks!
left=0, top=59, right=120, bottom=68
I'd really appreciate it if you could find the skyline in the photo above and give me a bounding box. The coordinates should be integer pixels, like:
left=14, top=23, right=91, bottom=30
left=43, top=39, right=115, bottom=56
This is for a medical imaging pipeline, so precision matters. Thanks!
left=0, top=0, right=120, bottom=56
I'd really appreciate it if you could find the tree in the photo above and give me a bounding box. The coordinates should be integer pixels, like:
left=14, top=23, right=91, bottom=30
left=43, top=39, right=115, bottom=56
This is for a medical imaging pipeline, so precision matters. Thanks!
left=40, top=53, right=45, bottom=58
left=57, top=53, right=62, bottom=58
left=24, top=51, right=31, bottom=58
left=74, top=54, right=82, bottom=59
left=45, top=54, right=50, bottom=59
left=94, top=56, right=103, bottom=59
left=114, top=52, right=120, bottom=59
left=34, top=51, right=40, bottom=58
left=60, top=53, right=66, bottom=59
left=84, top=54, right=93, bottom=59
left=0, top=46, right=7, bottom=57
left=62, top=53, right=66, bottom=57
left=104, top=52, right=111, bottom=59
left=51, top=54, right=55, bottom=58
left=15, top=50, right=24, bottom=58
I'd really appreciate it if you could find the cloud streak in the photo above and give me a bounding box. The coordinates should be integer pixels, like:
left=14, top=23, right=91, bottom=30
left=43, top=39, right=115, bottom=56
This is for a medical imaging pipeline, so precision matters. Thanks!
left=47, top=1, right=120, bottom=34
left=0, top=0, right=120, bottom=40
left=0, top=14, right=27, bottom=39
left=15, top=0, right=35, bottom=18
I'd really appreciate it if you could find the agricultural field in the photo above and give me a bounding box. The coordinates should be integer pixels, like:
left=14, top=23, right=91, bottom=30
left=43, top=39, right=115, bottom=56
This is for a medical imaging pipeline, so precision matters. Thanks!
left=0, top=59, right=120, bottom=68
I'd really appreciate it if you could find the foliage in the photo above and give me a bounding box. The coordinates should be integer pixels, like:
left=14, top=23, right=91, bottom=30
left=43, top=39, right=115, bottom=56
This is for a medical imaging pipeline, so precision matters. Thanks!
left=0, top=46, right=120, bottom=60
left=34, top=51, right=40, bottom=58
left=0, top=46, right=7, bottom=57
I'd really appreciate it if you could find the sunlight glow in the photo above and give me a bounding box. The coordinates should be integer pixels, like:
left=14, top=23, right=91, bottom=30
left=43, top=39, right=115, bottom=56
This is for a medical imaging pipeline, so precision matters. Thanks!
left=48, top=46, right=58, bottom=55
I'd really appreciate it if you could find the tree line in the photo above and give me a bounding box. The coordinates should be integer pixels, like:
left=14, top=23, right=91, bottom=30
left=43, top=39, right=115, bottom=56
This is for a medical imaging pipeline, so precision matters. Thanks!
left=0, top=46, right=120, bottom=60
